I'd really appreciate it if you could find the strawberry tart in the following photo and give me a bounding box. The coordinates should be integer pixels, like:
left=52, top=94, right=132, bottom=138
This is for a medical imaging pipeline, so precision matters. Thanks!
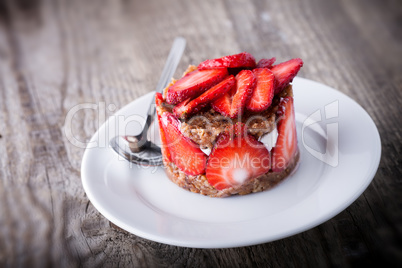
left=155, top=52, right=303, bottom=197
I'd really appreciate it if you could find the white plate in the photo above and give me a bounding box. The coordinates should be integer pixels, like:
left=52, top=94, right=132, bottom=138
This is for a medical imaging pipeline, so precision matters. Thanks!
left=81, top=77, right=381, bottom=248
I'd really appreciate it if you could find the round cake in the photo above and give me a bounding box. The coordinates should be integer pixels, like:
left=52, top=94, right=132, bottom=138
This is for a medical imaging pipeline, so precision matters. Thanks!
left=155, top=52, right=303, bottom=197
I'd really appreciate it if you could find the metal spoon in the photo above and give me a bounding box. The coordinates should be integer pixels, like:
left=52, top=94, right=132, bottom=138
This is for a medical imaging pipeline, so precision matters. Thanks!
left=109, top=37, right=186, bottom=166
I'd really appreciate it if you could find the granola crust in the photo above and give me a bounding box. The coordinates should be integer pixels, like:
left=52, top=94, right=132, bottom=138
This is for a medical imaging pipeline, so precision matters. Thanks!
left=163, top=149, right=300, bottom=198
left=179, top=85, right=293, bottom=149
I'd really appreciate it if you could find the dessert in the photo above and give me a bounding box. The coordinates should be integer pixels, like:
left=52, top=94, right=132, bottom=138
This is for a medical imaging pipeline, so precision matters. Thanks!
left=156, top=52, right=303, bottom=197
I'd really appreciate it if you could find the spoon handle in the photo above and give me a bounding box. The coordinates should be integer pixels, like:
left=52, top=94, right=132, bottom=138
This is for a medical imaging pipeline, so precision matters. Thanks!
left=155, top=37, right=187, bottom=95
left=143, top=37, right=187, bottom=142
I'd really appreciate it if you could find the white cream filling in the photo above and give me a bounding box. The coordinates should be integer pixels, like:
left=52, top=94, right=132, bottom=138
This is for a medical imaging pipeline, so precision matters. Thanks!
left=259, top=125, right=278, bottom=150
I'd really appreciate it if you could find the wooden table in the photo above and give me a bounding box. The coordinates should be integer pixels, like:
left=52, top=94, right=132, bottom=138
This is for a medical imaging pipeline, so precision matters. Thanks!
left=1, top=0, right=401, bottom=266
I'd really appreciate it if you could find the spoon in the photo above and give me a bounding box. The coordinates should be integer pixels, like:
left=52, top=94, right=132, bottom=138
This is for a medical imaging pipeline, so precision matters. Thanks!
left=109, top=37, right=186, bottom=166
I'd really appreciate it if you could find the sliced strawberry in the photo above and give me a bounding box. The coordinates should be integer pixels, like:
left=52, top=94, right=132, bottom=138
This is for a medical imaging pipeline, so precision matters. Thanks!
left=166, top=68, right=228, bottom=105
left=155, top=92, right=164, bottom=106
left=198, top=52, right=256, bottom=70
left=228, top=122, right=248, bottom=137
left=271, top=96, right=298, bottom=172
left=270, top=58, right=303, bottom=94
left=211, top=92, right=231, bottom=117
left=246, top=68, right=275, bottom=112
left=173, top=75, right=235, bottom=119
left=160, top=112, right=207, bottom=175
left=155, top=93, right=172, bottom=163
left=211, top=70, right=256, bottom=118
left=172, top=98, right=191, bottom=119
left=256, top=57, right=276, bottom=69
left=206, top=131, right=270, bottom=190
left=230, top=70, right=256, bottom=119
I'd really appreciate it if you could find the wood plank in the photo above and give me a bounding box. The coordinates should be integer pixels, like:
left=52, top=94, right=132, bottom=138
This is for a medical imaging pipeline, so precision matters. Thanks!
left=0, top=0, right=401, bottom=266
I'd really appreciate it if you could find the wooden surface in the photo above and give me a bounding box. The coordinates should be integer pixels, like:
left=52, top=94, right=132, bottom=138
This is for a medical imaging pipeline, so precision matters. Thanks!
left=0, top=0, right=401, bottom=267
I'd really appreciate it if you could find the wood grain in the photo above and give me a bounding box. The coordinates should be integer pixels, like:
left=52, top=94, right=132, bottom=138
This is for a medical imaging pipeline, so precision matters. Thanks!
left=0, top=0, right=401, bottom=267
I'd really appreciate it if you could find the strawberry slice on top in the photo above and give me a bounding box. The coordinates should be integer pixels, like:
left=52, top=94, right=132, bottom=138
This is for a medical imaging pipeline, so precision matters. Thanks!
left=270, top=58, right=303, bottom=94
left=256, top=57, right=276, bottom=69
left=246, top=68, right=275, bottom=112
left=211, top=70, right=256, bottom=119
left=198, top=52, right=256, bottom=70
left=211, top=92, right=232, bottom=117
left=160, top=111, right=207, bottom=175
left=230, top=70, right=256, bottom=118
left=206, top=127, right=270, bottom=190
left=173, top=75, right=235, bottom=119
left=166, top=68, right=228, bottom=105
left=271, top=96, right=298, bottom=172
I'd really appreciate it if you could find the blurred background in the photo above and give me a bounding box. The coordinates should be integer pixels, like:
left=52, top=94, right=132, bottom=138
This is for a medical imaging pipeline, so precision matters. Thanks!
left=0, top=0, right=401, bottom=267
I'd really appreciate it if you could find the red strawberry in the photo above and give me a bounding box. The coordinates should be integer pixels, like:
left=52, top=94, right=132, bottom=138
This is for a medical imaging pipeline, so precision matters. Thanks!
left=211, top=70, right=256, bottom=119
left=271, top=96, right=298, bottom=172
left=227, top=122, right=248, bottom=137
left=172, top=98, right=191, bottom=119
left=198, top=52, right=256, bottom=70
left=211, top=92, right=231, bottom=117
left=256, top=57, right=276, bottom=69
left=166, top=68, right=228, bottom=105
left=206, top=131, right=270, bottom=190
left=246, top=68, right=275, bottom=112
left=155, top=93, right=172, bottom=163
left=160, top=112, right=207, bottom=175
left=173, top=75, right=235, bottom=119
left=230, top=70, right=256, bottom=118
left=270, top=58, right=303, bottom=94
left=155, top=92, right=164, bottom=106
